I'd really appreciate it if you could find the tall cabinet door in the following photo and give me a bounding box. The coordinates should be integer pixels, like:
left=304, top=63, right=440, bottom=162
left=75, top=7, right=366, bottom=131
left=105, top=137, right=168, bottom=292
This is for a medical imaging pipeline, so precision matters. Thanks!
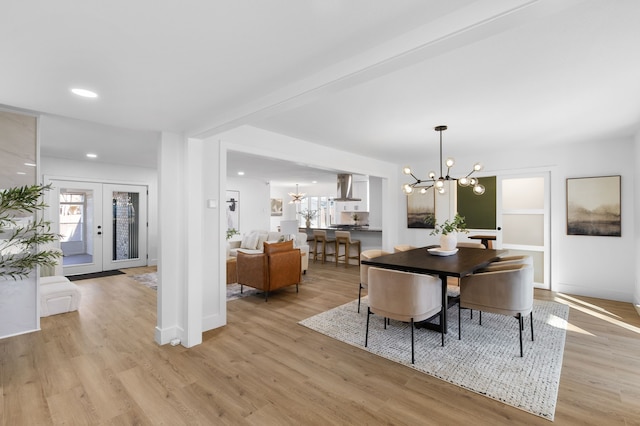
left=102, top=184, right=148, bottom=271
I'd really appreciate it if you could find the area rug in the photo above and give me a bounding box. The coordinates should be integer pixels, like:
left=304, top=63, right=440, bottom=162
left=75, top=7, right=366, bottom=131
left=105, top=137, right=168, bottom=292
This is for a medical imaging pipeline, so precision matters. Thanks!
left=127, top=272, right=261, bottom=301
left=299, top=297, right=569, bottom=421
left=67, top=270, right=125, bottom=281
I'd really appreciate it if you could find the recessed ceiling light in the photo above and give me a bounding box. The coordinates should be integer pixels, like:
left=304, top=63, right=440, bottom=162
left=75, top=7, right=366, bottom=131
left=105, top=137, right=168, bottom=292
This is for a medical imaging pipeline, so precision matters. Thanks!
left=86, top=153, right=98, bottom=158
left=16, top=172, right=26, bottom=175
left=71, top=88, right=98, bottom=98
left=312, top=181, right=317, bottom=184
left=24, top=162, right=36, bottom=167
left=237, top=171, right=245, bottom=176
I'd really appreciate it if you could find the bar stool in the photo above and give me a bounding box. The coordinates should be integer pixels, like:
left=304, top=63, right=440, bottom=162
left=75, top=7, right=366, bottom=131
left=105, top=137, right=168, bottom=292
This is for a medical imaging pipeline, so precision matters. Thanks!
left=312, top=230, right=335, bottom=264
left=335, top=230, right=361, bottom=268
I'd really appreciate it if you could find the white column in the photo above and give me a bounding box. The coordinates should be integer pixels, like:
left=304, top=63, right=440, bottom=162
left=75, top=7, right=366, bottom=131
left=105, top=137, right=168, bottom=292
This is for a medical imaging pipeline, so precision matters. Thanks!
left=156, top=132, right=187, bottom=345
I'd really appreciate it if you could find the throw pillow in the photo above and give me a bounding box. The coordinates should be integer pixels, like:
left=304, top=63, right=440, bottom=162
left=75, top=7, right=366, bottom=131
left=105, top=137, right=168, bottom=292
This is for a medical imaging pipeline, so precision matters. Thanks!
left=257, top=233, right=269, bottom=250
left=240, top=232, right=260, bottom=250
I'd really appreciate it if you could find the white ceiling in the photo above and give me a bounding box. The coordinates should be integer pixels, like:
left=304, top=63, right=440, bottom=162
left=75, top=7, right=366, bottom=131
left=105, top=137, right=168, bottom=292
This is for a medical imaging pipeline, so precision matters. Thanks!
left=3, top=0, right=640, bottom=184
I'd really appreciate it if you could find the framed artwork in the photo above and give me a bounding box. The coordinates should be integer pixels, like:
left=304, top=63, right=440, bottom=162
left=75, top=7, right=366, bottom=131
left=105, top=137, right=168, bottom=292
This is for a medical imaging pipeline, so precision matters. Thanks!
left=566, top=175, right=621, bottom=236
left=270, top=198, right=283, bottom=216
left=225, top=190, right=240, bottom=231
left=406, top=190, right=435, bottom=229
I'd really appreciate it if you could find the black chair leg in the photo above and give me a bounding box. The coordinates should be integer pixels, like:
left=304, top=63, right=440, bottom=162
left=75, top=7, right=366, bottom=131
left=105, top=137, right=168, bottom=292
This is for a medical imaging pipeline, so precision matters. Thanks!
left=240, top=284, right=244, bottom=294
left=479, top=311, right=482, bottom=325
left=458, top=304, right=462, bottom=340
left=518, top=313, right=523, bottom=357
left=365, top=307, right=371, bottom=347
left=296, top=283, right=299, bottom=293
left=358, top=284, right=363, bottom=313
left=411, top=318, right=415, bottom=364
left=530, top=311, right=534, bottom=341
left=264, top=291, right=268, bottom=302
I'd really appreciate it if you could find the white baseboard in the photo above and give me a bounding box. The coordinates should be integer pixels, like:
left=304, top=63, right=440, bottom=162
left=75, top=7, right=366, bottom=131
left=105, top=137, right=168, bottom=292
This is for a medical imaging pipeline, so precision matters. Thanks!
left=554, top=282, right=633, bottom=304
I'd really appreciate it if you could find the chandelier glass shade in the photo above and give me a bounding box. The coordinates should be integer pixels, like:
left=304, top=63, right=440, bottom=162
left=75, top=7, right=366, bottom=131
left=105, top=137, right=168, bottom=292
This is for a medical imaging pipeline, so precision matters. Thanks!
left=288, top=184, right=305, bottom=204
left=402, top=125, right=485, bottom=196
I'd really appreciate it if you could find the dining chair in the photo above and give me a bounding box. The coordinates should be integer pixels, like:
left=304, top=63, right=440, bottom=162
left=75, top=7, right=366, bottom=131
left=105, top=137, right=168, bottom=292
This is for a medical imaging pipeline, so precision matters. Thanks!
left=365, top=267, right=443, bottom=364
left=393, top=245, right=416, bottom=253
left=456, top=242, right=486, bottom=249
left=458, top=263, right=534, bottom=357
left=358, top=249, right=390, bottom=313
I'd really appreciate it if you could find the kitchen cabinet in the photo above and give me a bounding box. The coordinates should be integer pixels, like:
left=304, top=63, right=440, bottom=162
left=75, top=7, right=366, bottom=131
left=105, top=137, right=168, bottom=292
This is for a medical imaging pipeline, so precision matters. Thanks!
left=336, top=180, right=368, bottom=212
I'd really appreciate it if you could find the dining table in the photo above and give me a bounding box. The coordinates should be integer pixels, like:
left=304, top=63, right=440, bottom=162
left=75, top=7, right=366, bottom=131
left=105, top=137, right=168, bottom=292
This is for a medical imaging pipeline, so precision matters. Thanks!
left=361, top=246, right=505, bottom=333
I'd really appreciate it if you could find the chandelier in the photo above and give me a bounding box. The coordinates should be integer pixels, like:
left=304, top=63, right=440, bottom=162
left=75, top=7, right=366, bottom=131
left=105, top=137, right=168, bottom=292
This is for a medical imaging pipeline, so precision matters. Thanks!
left=402, top=125, right=485, bottom=196
left=288, top=184, right=305, bottom=204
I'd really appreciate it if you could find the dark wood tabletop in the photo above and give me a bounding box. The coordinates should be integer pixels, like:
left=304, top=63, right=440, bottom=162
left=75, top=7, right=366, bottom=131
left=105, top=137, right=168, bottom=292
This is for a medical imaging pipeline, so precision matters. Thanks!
left=361, top=246, right=505, bottom=278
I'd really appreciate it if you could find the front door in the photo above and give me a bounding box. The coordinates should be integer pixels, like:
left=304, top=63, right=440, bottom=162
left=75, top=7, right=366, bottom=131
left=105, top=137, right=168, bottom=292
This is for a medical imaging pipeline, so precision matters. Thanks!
left=48, top=179, right=148, bottom=275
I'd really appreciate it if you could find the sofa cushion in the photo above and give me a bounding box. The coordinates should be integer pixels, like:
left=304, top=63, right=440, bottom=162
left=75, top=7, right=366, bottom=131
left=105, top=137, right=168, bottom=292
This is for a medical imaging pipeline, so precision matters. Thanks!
left=241, top=232, right=261, bottom=250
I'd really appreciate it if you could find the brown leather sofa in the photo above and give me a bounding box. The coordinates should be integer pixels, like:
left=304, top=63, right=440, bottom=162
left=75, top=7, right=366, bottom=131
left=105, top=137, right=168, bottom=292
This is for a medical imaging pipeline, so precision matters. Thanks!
left=236, top=240, right=302, bottom=301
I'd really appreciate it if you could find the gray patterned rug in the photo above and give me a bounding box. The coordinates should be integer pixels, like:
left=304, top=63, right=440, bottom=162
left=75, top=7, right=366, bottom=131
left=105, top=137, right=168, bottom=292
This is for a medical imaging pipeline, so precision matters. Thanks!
left=299, top=297, right=568, bottom=421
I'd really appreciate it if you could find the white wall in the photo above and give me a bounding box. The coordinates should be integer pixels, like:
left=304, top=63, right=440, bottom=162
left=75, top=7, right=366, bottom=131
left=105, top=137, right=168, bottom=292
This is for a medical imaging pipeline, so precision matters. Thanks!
left=634, top=130, right=640, bottom=312
left=41, top=157, right=159, bottom=265
left=397, top=136, right=636, bottom=303
left=227, top=176, right=271, bottom=233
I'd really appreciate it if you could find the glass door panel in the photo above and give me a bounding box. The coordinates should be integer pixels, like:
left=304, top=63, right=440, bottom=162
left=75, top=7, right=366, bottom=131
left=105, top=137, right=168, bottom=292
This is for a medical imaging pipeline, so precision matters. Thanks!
left=497, top=173, right=549, bottom=289
left=50, top=180, right=104, bottom=275
left=102, top=184, right=147, bottom=270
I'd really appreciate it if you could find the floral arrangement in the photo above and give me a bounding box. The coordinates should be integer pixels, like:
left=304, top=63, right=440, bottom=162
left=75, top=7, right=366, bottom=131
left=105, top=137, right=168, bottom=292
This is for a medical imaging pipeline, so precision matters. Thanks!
left=351, top=213, right=360, bottom=222
left=300, top=209, right=317, bottom=221
left=430, top=213, right=468, bottom=236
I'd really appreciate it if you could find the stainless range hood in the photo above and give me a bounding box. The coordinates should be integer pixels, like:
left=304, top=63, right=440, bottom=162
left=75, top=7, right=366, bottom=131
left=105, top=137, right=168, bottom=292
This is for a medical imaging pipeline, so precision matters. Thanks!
left=335, top=174, right=361, bottom=201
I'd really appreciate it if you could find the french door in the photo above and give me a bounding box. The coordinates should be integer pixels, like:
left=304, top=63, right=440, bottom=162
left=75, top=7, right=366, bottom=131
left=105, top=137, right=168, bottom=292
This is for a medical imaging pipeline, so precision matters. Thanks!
left=48, top=179, right=148, bottom=275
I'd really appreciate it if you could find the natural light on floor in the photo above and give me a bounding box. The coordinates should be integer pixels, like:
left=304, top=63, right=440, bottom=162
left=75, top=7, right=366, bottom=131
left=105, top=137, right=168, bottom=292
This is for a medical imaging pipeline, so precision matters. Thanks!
left=553, top=292, right=640, bottom=335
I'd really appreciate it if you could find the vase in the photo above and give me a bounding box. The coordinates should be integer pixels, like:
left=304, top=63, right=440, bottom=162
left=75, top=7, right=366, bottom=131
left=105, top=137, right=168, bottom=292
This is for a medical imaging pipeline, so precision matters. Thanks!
left=306, top=219, right=311, bottom=228
left=439, top=233, right=457, bottom=251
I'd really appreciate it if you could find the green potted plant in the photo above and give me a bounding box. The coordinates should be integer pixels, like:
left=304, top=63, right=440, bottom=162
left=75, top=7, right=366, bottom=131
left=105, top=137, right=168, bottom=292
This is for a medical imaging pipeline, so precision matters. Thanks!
left=226, top=228, right=240, bottom=240
left=429, top=213, right=468, bottom=251
left=351, top=213, right=360, bottom=226
left=0, top=184, right=61, bottom=280
left=300, top=209, right=317, bottom=228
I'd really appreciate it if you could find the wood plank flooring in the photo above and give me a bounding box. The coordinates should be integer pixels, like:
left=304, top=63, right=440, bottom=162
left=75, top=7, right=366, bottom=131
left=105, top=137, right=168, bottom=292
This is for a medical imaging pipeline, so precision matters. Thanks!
left=1, top=262, right=639, bottom=425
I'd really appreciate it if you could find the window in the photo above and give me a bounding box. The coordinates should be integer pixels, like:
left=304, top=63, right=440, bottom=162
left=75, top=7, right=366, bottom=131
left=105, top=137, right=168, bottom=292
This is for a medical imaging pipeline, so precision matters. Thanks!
left=59, top=192, right=85, bottom=242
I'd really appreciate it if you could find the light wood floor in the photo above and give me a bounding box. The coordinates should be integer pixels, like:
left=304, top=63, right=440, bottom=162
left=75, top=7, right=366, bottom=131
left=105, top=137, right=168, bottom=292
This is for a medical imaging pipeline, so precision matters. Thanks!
left=1, top=262, right=639, bottom=425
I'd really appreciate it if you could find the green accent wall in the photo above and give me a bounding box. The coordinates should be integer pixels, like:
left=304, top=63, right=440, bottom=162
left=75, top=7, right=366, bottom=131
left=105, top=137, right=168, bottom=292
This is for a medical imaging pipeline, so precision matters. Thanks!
left=457, top=176, right=496, bottom=229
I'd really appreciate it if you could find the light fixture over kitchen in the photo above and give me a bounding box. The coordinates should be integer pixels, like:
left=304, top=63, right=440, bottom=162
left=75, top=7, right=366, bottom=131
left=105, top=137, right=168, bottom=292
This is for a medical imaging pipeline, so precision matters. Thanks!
left=288, top=184, right=305, bottom=204
left=402, top=125, right=485, bottom=196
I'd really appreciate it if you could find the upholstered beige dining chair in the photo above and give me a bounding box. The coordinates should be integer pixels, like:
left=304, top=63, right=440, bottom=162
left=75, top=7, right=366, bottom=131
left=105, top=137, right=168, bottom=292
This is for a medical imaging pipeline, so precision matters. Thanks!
left=479, top=255, right=533, bottom=273
left=393, top=244, right=416, bottom=253
left=358, top=249, right=391, bottom=313
left=458, top=264, right=534, bottom=357
left=456, top=242, right=486, bottom=249
left=365, top=267, right=443, bottom=364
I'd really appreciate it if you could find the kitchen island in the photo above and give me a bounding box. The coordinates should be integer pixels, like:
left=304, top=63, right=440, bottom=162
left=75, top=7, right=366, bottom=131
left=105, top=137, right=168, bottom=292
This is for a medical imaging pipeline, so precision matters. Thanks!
left=301, top=226, right=382, bottom=251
